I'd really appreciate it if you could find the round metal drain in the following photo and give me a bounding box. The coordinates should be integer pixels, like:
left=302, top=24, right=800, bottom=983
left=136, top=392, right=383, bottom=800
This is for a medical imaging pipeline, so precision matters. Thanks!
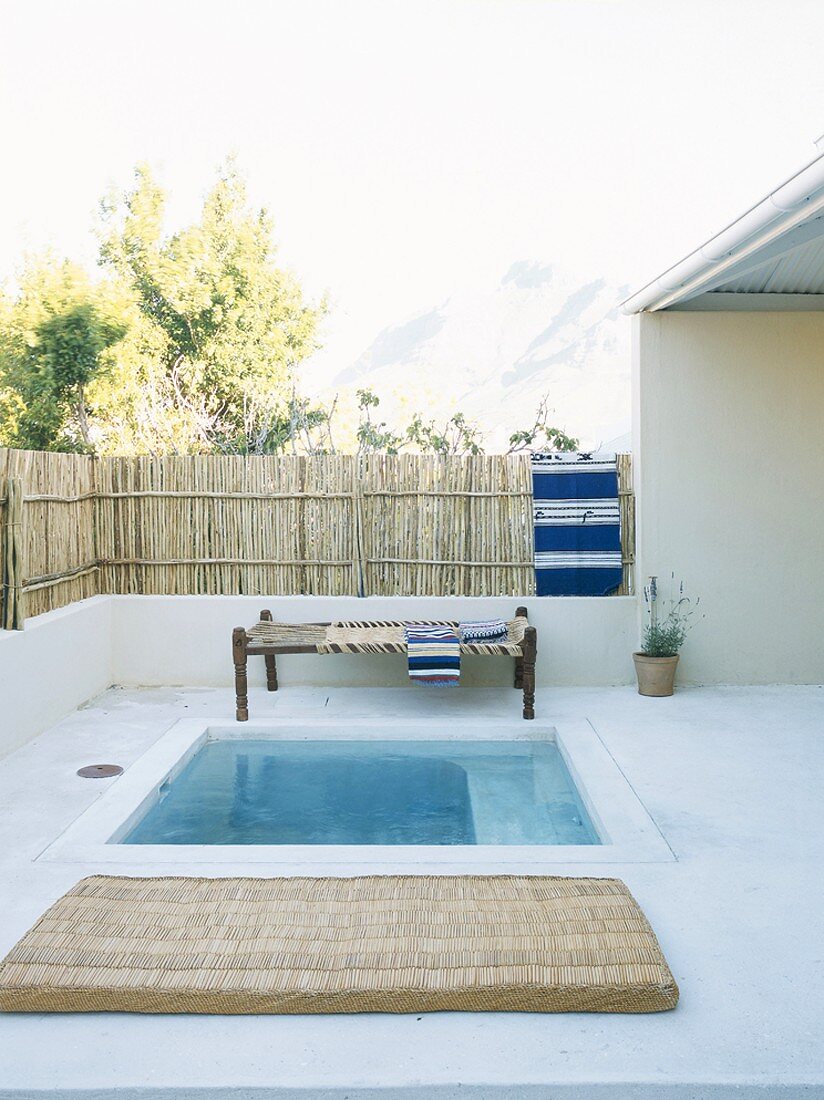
left=77, top=764, right=123, bottom=779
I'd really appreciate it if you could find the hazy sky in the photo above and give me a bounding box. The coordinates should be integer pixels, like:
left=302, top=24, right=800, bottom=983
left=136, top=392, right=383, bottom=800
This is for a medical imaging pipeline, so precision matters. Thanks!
left=3, top=0, right=824, bottom=380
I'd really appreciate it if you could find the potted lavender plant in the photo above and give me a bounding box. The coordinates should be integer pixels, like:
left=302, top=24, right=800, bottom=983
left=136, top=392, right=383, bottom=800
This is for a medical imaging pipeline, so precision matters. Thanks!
left=633, top=575, right=701, bottom=697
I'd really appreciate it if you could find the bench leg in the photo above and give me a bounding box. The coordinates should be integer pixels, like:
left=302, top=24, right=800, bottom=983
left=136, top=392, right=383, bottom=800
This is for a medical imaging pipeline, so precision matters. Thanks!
left=258, top=608, right=278, bottom=692
left=265, top=653, right=278, bottom=692
left=233, top=627, right=249, bottom=721
left=514, top=656, right=524, bottom=689
left=521, top=625, right=536, bottom=720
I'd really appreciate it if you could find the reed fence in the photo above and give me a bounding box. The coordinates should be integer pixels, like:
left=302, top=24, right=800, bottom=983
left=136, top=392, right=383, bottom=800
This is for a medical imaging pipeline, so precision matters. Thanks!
left=0, top=449, right=635, bottom=628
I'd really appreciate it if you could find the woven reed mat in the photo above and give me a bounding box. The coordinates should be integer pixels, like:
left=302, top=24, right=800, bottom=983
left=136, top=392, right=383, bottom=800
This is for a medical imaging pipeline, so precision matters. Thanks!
left=0, top=875, right=678, bottom=1014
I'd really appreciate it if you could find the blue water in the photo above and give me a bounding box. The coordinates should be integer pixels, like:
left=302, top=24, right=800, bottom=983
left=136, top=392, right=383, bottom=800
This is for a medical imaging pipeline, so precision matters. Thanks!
left=121, top=740, right=599, bottom=846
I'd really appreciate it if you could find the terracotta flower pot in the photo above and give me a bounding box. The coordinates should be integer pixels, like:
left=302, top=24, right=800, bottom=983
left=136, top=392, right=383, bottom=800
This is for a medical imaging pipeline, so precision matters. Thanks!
left=633, top=652, right=679, bottom=697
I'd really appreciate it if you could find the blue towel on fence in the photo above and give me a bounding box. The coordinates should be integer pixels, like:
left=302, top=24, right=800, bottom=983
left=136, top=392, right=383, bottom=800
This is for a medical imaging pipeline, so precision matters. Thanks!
left=405, top=625, right=460, bottom=686
left=531, top=451, right=623, bottom=596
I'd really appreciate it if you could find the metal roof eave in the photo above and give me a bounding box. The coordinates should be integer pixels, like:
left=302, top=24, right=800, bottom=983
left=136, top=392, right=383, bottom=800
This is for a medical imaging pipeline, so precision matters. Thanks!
left=622, top=150, right=824, bottom=314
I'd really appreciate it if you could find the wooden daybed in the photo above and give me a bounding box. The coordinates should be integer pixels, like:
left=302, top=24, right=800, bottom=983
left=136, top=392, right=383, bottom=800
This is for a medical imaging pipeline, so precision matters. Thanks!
left=232, top=606, right=537, bottom=721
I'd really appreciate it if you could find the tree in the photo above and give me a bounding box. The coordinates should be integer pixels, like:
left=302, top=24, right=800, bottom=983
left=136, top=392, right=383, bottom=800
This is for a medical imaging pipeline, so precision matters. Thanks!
left=95, top=159, right=325, bottom=453
left=506, top=394, right=578, bottom=453
left=267, top=387, right=578, bottom=458
left=355, top=388, right=404, bottom=454
left=0, top=260, right=125, bottom=451
left=405, top=410, right=484, bottom=455
left=0, top=161, right=581, bottom=459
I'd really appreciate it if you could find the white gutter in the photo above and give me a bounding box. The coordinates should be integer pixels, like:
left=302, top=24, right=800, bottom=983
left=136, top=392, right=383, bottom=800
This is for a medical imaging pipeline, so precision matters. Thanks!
left=622, top=149, right=824, bottom=313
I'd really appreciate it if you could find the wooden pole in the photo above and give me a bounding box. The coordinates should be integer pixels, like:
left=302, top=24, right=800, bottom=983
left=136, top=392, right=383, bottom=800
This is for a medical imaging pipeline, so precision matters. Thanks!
left=2, top=477, right=25, bottom=630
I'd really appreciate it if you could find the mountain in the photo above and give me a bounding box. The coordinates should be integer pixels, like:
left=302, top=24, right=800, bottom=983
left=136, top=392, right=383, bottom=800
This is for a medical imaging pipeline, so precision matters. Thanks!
left=323, top=261, right=632, bottom=451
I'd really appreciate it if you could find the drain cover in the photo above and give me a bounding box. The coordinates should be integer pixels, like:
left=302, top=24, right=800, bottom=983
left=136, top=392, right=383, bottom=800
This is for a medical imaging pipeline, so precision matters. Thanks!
left=77, top=764, right=123, bottom=779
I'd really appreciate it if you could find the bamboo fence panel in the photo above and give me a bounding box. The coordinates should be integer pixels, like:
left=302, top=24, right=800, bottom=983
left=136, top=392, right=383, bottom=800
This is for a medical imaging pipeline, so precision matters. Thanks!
left=0, top=447, right=99, bottom=621
left=359, top=454, right=534, bottom=597
left=0, top=449, right=636, bottom=625
left=95, top=454, right=359, bottom=598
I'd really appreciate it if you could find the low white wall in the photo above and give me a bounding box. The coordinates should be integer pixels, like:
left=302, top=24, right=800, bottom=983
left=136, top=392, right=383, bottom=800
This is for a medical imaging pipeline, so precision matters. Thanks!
left=0, top=596, right=113, bottom=760
left=0, top=594, right=636, bottom=758
left=634, top=310, right=824, bottom=684
left=111, top=595, right=637, bottom=690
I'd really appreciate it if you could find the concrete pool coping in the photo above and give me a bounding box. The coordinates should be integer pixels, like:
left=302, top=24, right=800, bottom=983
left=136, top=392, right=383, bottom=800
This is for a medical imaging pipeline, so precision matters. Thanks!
left=39, top=717, right=675, bottom=866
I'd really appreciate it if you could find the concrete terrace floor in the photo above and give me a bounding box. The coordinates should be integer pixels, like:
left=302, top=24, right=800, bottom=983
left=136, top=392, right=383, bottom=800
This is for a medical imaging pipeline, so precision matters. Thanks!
left=0, top=683, right=823, bottom=1099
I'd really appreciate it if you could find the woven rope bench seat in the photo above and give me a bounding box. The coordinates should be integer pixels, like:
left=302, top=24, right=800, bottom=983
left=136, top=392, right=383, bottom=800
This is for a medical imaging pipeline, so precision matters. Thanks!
left=246, top=621, right=328, bottom=651
left=247, top=617, right=527, bottom=656
left=234, top=605, right=538, bottom=721
left=0, top=875, right=679, bottom=1015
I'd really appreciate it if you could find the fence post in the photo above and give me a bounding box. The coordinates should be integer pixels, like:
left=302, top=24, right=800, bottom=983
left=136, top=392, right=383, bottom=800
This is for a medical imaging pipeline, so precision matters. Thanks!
left=2, top=476, right=26, bottom=630
left=617, top=453, right=635, bottom=596
left=352, top=457, right=366, bottom=597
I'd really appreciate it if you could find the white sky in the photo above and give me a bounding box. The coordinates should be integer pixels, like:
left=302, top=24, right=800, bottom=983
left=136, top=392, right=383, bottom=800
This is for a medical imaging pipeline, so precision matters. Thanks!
left=2, top=0, right=824, bottom=381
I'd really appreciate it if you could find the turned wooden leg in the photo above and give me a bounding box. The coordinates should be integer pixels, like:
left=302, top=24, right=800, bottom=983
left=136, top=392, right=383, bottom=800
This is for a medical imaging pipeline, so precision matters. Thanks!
left=514, top=605, right=527, bottom=688
left=264, top=653, right=278, bottom=692
left=259, top=610, right=278, bottom=691
left=514, top=656, right=524, bottom=689
left=521, top=624, right=537, bottom=720
left=233, top=626, right=249, bottom=722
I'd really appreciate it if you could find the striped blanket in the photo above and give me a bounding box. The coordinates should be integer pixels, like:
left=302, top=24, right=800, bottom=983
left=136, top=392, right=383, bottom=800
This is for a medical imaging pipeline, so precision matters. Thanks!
left=531, top=451, right=623, bottom=596
left=405, top=625, right=460, bottom=686
left=459, top=619, right=508, bottom=642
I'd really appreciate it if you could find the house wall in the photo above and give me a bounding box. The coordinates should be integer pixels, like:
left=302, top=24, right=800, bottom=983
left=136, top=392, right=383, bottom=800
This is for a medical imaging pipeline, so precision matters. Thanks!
left=634, top=310, right=824, bottom=683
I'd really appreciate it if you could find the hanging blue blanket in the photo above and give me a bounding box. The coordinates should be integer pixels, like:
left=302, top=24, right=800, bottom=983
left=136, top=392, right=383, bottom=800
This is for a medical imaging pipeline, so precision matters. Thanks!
left=531, top=452, right=623, bottom=596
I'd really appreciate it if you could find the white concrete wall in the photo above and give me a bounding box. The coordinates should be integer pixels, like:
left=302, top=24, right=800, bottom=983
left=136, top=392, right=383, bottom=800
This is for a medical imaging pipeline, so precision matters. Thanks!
left=634, top=310, right=824, bottom=684
left=111, top=595, right=637, bottom=689
left=0, top=596, right=113, bottom=759
left=0, top=594, right=636, bottom=757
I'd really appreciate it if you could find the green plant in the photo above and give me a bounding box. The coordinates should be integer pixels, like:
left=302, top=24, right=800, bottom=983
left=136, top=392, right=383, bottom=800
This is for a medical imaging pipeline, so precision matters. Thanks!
left=641, top=575, right=701, bottom=657
left=506, top=394, right=578, bottom=453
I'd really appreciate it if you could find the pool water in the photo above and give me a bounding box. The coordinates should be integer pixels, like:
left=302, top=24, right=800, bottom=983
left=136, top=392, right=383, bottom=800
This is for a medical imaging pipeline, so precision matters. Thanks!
left=121, top=739, right=599, bottom=846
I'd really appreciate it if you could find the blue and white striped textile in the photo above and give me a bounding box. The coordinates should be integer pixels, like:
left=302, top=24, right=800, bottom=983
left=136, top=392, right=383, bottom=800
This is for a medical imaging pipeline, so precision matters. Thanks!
left=531, top=452, right=623, bottom=596
left=404, top=624, right=460, bottom=686
left=459, top=618, right=508, bottom=642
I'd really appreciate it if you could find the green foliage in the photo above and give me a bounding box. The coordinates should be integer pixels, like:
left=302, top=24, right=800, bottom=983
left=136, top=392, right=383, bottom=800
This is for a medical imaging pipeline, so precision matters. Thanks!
left=0, top=260, right=125, bottom=451
left=641, top=575, right=702, bottom=657
left=0, top=160, right=581, bottom=460
left=96, top=160, right=325, bottom=453
left=355, top=388, right=405, bottom=454
left=507, top=395, right=578, bottom=453
left=641, top=617, right=689, bottom=658
left=405, top=411, right=484, bottom=455
left=346, top=388, right=576, bottom=458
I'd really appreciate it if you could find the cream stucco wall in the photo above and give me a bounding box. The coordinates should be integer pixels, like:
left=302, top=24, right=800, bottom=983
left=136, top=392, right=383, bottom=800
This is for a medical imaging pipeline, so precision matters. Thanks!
left=634, top=310, right=824, bottom=683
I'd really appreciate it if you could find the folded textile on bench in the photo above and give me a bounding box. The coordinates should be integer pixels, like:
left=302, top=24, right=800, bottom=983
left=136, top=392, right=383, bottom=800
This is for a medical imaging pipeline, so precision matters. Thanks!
left=405, top=625, right=460, bottom=686
left=459, top=618, right=508, bottom=642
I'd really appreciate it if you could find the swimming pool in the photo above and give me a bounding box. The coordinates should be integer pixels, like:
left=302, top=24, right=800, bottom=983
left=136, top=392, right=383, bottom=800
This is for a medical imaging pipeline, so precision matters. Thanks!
left=121, top=739, right=599, bottom=846
left=41, top=718, right=674, bottom=865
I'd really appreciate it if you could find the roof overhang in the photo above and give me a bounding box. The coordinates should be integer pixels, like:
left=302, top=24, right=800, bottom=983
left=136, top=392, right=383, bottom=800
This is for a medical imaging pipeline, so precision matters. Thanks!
left=622, top=150, right=824, bottom=313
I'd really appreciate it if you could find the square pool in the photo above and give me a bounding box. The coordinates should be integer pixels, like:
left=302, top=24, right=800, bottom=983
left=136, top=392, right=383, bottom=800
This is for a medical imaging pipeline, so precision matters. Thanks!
left=42, top=719, right=675, bottom=866
left=121, top=739, right=599, bottom=846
